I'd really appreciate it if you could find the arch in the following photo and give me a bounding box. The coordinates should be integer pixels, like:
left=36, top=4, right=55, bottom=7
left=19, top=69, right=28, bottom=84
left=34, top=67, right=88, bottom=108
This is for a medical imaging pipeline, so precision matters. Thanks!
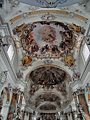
left=24, top=59, right=73, bottom=83
left=25, top=64, right=72, bottom=83
left=9, top=10, right=88, bottom=26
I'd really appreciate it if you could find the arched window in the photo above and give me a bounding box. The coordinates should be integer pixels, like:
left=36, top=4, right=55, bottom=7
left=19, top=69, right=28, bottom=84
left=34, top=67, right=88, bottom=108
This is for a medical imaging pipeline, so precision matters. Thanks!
left=7, top=45, right=14, bottom=61
left=82, top=43, right=90, bottom=62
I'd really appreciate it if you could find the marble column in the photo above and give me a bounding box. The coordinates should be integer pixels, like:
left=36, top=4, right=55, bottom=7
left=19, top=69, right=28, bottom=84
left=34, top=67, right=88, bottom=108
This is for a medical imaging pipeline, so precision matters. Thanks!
left=78, top=89, right=90, bottom=120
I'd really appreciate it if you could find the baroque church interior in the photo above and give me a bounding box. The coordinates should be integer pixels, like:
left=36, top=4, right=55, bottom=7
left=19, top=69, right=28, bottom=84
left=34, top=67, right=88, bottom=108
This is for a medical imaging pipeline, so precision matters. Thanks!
left=0, top=0, right=90, bottom=120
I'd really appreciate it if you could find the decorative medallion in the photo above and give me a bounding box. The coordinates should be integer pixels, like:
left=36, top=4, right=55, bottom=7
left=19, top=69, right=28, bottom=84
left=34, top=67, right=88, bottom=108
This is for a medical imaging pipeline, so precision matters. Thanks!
left=64, top=55, right=75, bottom=67
left=22, top=55, right=32, bottom=66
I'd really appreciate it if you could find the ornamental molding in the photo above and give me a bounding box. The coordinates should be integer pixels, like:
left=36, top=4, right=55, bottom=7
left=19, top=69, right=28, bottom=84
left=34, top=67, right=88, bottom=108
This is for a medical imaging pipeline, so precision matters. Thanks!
left=36, top=0, right=67, bottom=8
left=20, top=0, right=84, bottom=8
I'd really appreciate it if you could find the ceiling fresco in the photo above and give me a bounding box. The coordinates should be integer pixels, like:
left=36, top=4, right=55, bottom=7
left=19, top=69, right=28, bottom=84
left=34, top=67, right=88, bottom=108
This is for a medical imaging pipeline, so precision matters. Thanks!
left=1, top=0, right=90, bottom=117
left=24, top=65, right=72, bottom=112
left=35, top=93, right=61, bottom=107
left=40, top=113, right=56, bottom=120
left=19, top=0, right=84, bottom=8
left=12, top=20, right=85, bottom=113
left=30, top=66, right=66, bottom=85
left=13, top=21, right=85, bottom=67
left=39, top=104, right=56, bottom=110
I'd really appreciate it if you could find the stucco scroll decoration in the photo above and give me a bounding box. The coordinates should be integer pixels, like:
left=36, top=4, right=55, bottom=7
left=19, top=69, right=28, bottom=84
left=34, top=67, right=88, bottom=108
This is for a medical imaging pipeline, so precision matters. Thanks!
left=37, top=0, right=67, bottom=7
left=41, top=13, right=56, bottom=21
left=43, top=59, right=53, bottom=64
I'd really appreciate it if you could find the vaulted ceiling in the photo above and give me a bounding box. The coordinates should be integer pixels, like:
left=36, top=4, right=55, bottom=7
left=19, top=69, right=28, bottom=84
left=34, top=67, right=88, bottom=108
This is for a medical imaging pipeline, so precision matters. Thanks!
left=0, top=0, right=90, bottom=113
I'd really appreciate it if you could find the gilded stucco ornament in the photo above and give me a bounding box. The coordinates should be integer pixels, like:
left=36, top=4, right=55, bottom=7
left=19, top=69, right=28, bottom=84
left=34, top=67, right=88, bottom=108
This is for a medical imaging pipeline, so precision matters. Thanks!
left=64, top=55, right=75, bottom=67
left=22, top=55, right=32, bottom=66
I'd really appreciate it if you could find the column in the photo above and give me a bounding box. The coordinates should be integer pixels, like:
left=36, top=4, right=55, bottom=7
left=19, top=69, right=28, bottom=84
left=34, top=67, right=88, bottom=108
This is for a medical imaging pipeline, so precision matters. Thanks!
left=22, top=111, right=25, bottom=120
left=24, top=111, right=30, bottom=120
left=18, top=92, right=23, bottom=107
left=73, top=92, right=78, bottom=111
left=67, top=113, right=72, bottom=120
left=78, top=89, right=90, bottom=120
left=1, top=90, right=12, bottom=120
left=0, top=96, right=3, bottom=113
left=71, top=111, right=75, bottom=120
left=65, top=113, right=68, bottom=120
left=24, top=111, right=27, bottom=120
left=60, top=113, right=67, bottom=120
left=29, top=113, right=32, bottom=120
left=67, top=113, right=70, bottom=120
left=73, top=91, right=80, bottom=119
left=26, top=112, right=29, bottom=120
left=67, top=105, right=75, bottom=120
